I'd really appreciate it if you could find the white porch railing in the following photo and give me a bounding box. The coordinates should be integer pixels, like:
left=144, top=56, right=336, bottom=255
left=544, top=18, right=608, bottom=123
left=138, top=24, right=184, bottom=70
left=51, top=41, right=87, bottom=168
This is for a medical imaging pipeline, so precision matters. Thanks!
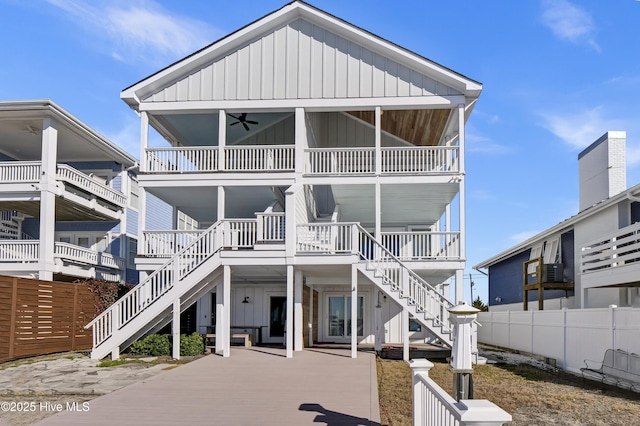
left=142, top=217, right=283, bottom=257
left=0, top=161, right=41, bottom=182
left=411, top=359, right=511, bottom=426
left=580, top=221, right=640, bottom=274
left=381, top=146, right=459, bottom=174
left=225, top=220, right=257, bottom=247
left=256, top=212, right=285, bottom=242
left=381, top=231, right=460, bottom=260
left=0, top=240, right=39, bottom=262
left=143, top=230, right=205, bottom=257
left=56, top=164, right=127, bottom=207
left=145, top=147, right=218, bottom=173
left=306, top=148, right=375, bottom=175
left=296, top=222, right=454, bottom=337
left=224, top=145, right=294, bottom=172
left=54, top=242, right=125, bottom=270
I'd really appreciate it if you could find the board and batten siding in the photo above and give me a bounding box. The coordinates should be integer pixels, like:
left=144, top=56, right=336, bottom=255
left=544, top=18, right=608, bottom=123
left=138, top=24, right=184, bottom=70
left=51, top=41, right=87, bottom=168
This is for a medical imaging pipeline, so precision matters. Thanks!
left=145, top=19, right=461, bottom=103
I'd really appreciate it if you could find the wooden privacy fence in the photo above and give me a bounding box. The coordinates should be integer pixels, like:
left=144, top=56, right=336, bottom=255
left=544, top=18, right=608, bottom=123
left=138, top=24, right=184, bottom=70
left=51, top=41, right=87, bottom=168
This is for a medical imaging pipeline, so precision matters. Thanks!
left=0, top=275, right=98, bottom=361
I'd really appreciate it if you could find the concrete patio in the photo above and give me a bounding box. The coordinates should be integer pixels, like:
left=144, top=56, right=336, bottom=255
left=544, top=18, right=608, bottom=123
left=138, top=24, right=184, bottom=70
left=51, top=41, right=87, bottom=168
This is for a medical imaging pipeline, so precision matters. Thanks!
left=35, top=347, right=381, bottom=425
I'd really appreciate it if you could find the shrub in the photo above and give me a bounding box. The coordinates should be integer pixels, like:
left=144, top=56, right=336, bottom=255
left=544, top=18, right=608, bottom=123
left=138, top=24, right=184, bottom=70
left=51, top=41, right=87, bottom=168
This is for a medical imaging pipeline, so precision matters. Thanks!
left=128, top=333, right=205, bottom=357
left=129, top=334, right=171, bottom=356
left=180, top=332, right=205, bottom=356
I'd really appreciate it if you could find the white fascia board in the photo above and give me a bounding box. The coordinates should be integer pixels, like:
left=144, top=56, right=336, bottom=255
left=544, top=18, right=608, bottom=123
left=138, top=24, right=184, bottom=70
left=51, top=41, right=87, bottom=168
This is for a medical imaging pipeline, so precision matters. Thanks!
left=138, top=174, right=296, bottom=187
left=219, top=254, right=287, bottom=265
left=302, top=175, right=457, bottom=186
left=0, top=187, right=41, bottom=197
left=138, top=96, right=466, bottom=114
left=293, top=254, right=360, bottom=266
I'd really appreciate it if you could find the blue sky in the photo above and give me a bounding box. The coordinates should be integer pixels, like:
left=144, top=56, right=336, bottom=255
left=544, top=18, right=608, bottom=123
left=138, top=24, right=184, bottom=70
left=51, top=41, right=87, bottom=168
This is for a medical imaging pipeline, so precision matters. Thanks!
left=1, top=0, right=640, bottom=303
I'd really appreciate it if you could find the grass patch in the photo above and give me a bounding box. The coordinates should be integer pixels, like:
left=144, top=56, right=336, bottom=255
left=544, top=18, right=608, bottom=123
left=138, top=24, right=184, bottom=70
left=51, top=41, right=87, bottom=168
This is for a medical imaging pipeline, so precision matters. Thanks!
left=377, top=357, right=640, bottom=425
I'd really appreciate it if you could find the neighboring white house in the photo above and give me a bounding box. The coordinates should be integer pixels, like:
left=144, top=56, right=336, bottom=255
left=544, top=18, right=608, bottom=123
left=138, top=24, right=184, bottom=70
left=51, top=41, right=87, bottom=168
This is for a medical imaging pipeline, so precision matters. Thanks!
left=475, top=131, right=640, bottom=311
left=87, top=0, right=482, bottom=360
left=0, top=100, right=140, bottom=284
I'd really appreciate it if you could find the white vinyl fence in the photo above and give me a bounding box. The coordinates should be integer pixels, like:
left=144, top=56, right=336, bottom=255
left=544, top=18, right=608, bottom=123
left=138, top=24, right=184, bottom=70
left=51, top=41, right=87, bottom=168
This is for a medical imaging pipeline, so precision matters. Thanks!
left=477, top=307, right=640, bottom=375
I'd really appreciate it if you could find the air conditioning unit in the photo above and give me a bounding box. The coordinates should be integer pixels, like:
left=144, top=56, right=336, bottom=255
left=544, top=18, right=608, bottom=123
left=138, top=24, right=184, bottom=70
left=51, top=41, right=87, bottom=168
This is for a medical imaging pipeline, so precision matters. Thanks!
left=542, top=263, right=563, bottom=282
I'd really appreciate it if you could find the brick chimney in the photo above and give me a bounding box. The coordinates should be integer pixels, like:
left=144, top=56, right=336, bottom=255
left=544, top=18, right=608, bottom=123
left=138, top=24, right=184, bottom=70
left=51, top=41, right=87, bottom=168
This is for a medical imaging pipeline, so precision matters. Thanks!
left=578, top=131, right=626, bottom=212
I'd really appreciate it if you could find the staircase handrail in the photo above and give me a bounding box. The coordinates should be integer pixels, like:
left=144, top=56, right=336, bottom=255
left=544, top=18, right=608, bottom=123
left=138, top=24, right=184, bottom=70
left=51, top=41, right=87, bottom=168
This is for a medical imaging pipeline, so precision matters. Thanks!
left=353, top=224, right=454, bottom=329
left=85, top=220, right=224, bottom=342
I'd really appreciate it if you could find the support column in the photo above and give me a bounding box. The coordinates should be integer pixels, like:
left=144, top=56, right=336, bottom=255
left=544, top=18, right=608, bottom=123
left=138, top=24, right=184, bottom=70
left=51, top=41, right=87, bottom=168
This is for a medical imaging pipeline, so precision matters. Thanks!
left=294, top=107, right=306, bottom=178
left=172, top=298, right=181, bottom=360
left=218, top=110, right=226, bottom=171
left=374, top=291, right=383, bottom=352
left=375, top=181, right=381, bottom=242
left=375, top=106, right=381, bottom=175
left=217, top=186, right=225, bottom=222
left=455, top=270, right=464, bottom=305
left=402, top=308, right=409, bottom=362
left=286, top=265, right=294, bottom=358
left=351, top=264, right=358, bottom=359
left=39, top=118, right=58, bottom=281
left=216, top=266, right=231, bottom=356
left=140, top=111, right=148, bottom=173
left=294, top=269, right=303, bottom=351
left=308, top=284, right=314, bottom=348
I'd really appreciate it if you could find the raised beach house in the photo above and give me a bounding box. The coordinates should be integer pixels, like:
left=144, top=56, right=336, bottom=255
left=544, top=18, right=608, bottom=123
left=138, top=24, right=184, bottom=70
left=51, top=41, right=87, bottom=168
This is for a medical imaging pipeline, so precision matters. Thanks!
left=87, top=0, right=482, bottom=360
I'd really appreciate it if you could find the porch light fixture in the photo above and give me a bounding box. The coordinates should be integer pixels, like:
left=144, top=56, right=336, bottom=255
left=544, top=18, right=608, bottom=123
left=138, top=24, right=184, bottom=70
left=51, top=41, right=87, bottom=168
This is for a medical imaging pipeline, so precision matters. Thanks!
left=376, top=291, right=385, bottom=308
left=242, top=296, right=250, bottom=304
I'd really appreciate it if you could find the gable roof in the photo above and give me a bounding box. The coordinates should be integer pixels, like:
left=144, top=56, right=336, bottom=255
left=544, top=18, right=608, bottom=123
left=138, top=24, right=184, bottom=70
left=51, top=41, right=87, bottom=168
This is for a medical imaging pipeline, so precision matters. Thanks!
left=121, top=1, right=481, bottom=109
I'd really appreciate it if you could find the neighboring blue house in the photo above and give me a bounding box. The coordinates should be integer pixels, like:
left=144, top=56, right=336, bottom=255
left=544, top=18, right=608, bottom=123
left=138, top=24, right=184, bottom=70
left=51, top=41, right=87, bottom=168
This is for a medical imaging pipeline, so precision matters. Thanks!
left=0, top=100, right=141, bottom=284
left=475, top=131, right=640, bottom=311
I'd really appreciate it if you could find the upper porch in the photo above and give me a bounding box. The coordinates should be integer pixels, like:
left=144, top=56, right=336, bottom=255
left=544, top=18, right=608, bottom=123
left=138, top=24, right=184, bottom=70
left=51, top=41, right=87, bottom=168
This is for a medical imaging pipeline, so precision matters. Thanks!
left=0, top=161, right=126, bottom=220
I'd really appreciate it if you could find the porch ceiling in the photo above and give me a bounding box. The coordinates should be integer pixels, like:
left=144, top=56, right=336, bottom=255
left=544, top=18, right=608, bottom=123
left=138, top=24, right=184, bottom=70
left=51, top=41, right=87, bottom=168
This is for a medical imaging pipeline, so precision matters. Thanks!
left=348, top=109, right=452, bottom=147
left=145, top=186, right=278, bottom=223
left=0, top=198, right=118, bottom=221
left=0, top=117, right=131, bottom=164
left=331, top=182, right=457, bottom=225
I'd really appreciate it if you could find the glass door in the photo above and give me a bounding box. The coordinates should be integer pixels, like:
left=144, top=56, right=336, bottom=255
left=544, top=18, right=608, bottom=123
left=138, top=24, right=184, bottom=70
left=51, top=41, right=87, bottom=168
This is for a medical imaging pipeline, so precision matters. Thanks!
left=327, top=295, right=364, bottom=338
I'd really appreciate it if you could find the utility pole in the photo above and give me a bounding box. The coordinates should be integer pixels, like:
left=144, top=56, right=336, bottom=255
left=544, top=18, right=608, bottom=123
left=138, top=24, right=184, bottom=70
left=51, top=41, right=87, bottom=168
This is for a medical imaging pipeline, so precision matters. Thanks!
left=469, top=273, right=474, bottom=304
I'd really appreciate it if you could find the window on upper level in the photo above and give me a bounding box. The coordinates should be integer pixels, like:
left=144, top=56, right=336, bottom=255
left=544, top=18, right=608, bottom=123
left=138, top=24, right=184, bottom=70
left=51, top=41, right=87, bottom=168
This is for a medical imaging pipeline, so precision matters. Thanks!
left=129, top=177, right=139, bottom=210
left=127, top=238, right=138, bottom=269
left=177, top=210, right=198, bottom=231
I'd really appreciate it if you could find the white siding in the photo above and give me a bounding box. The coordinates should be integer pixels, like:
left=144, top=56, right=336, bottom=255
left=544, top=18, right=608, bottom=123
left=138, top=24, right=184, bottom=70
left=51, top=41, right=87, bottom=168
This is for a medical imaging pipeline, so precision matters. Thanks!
left=144, top=18, right=461, bottom=103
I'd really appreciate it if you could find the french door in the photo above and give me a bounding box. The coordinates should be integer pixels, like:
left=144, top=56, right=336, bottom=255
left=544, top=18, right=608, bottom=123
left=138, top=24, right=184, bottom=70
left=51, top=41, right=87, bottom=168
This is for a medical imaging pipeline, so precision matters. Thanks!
left=327, top=295, right=364, bottom=339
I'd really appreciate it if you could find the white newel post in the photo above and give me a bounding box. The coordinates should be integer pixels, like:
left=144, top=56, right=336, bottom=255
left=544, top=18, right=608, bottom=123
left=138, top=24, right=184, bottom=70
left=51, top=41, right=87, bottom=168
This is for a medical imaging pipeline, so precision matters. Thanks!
left=218, top=110, right=226, bottom=171
left=410, top=358, right=432, bottom=426
left=449, top=302, right=480, bottom=401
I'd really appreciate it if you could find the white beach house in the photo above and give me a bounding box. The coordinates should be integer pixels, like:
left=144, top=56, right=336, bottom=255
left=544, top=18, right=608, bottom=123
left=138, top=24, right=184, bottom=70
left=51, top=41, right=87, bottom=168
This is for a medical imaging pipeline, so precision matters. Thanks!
left=0, top=100, right=139, bottom=284
left=87, top=1, right=482, bottom=360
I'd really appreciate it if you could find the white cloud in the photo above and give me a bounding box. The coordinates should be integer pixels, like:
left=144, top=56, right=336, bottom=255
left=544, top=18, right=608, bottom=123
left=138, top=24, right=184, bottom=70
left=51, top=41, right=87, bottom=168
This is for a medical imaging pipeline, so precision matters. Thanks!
left=538, top=106, right=625, bottom=150
left=540, top=0, right=600, bottom=51
left=44, top=0, right=221, bottom=66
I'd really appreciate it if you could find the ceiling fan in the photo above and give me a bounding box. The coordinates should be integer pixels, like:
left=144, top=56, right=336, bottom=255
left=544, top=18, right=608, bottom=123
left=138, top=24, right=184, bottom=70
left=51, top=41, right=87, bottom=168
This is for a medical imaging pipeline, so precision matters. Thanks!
left=228, top=113, right=259, bottom=131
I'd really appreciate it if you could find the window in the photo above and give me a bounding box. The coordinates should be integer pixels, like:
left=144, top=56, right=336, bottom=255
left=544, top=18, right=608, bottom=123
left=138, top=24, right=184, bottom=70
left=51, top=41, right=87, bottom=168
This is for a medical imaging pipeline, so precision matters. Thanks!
left=409, top=318, right=422, bottom=332
left=129, top=177, right=139, bottom=209
left=127, top=238, right=138, bottom=268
